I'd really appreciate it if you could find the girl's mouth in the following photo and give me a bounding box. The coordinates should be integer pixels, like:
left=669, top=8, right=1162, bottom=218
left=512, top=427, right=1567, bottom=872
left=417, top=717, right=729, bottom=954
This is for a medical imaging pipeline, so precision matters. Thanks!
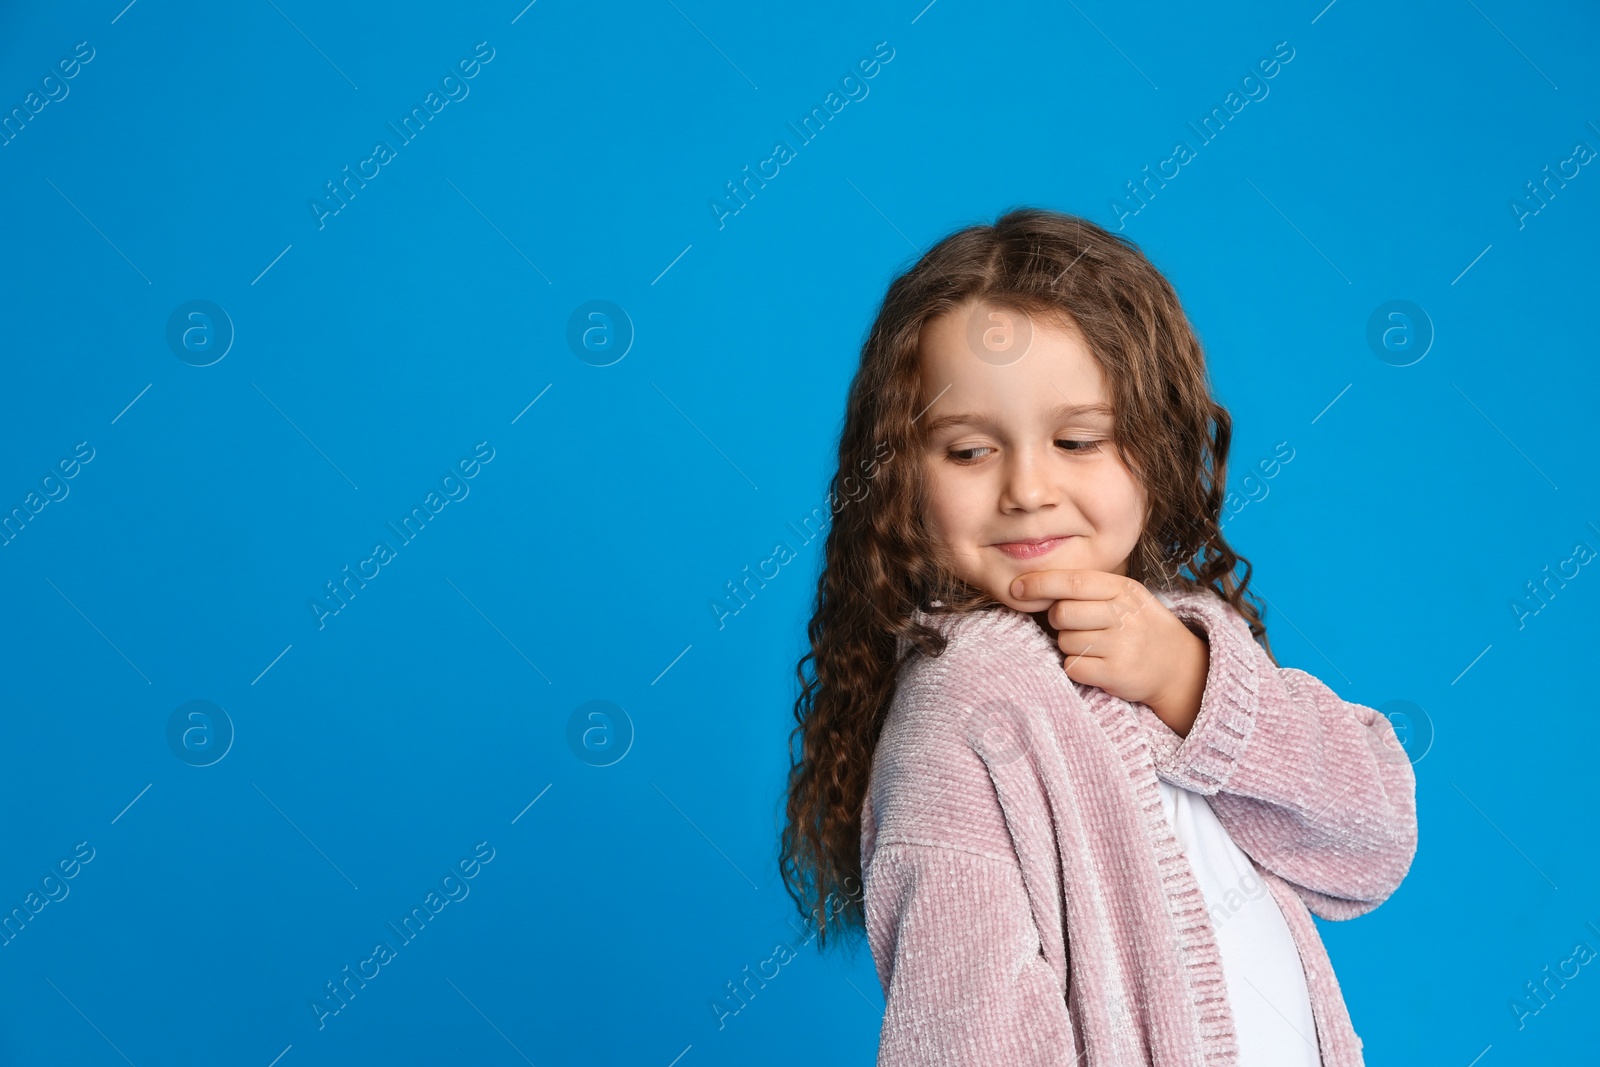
left=992, top=536, right=1074, bottom=560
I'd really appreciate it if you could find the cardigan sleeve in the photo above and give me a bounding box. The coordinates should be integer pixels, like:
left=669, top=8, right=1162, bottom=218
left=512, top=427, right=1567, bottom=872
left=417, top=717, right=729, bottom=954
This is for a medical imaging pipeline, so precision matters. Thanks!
left=864, top=840, right=1081, bottom=1066
left=1148, top=588, right=1419, bottom=921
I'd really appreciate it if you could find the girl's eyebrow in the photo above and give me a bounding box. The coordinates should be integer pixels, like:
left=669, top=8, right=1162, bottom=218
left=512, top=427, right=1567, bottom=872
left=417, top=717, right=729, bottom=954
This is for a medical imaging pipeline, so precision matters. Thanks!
left=921, top=401, right=1113, bottom=435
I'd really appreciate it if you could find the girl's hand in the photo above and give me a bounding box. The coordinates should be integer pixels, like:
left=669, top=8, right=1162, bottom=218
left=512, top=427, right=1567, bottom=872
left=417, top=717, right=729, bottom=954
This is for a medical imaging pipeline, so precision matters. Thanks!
left=1009, top=569, right=1209, bottom=737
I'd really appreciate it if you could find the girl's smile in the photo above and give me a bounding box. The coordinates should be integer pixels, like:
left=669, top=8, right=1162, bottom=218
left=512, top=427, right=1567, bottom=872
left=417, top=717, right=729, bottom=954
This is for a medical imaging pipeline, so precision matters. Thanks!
left=990, top=534, right=1078, bottom=560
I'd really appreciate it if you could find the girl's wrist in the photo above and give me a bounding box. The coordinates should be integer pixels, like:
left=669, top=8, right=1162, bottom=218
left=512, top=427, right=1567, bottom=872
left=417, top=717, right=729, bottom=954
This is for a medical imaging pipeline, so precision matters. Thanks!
left=1148, top=628, right=1209, bottom=738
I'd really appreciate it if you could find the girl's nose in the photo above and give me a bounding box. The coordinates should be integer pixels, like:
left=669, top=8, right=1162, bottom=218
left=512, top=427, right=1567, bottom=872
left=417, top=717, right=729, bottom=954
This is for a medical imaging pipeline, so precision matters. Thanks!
left=1000, top=448, right=1056, bottom=511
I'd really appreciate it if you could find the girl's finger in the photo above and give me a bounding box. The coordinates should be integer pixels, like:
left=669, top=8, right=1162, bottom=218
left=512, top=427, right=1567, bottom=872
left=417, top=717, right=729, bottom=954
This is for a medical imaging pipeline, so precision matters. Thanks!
left=1059, top=650, right=1110, bottom=689
left=1055, top=629, right=1119, bottom=660
left=1010, top=568, right=1125, bottom=604
left=1049, top=598, right=1124, bottom=632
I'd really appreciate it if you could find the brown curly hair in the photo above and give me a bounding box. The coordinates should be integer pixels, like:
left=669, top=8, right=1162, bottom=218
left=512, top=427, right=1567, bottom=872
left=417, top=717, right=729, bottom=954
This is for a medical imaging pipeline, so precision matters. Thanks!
left=778, top=206, right=1278, bottom=951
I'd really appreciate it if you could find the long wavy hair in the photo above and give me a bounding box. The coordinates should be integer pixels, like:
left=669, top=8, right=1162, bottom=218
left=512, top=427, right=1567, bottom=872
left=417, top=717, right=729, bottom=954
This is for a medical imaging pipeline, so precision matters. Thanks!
left=778, top=207, right=1277, bottom=951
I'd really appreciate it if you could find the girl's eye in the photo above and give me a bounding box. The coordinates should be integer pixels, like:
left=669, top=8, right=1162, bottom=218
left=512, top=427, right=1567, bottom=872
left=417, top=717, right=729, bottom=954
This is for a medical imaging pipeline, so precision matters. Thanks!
left=945, top=440, right=1102, bottom=463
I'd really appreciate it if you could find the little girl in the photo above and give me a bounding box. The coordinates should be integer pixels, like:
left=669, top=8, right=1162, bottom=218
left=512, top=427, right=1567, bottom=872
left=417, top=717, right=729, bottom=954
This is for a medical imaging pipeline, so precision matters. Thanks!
left=779, top=209, right=1418, bottom=1066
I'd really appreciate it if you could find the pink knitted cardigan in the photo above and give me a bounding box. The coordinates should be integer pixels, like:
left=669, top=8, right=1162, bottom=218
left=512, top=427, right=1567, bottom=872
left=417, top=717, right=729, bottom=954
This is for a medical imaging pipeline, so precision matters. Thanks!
left=861, top=582, right=1418, bottom=1065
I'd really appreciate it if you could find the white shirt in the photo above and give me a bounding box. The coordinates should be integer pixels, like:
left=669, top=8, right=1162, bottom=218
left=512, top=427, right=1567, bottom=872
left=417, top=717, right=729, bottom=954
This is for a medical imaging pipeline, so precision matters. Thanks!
left=1156, top=780, right=1322, bottom=1066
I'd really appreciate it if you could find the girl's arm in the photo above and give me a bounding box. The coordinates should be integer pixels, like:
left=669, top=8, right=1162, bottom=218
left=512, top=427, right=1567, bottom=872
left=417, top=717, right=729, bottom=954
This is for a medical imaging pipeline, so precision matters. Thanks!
left=1142, top=586, right=1419, bottom=920
left=863, top=662, right=1080, bottom=1066
left=864, top=839, right=1080, bottom=1066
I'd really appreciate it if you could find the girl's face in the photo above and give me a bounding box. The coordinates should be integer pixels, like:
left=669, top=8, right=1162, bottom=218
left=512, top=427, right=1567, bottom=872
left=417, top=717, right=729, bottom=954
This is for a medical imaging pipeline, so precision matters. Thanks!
left=917, top=299, right=1147, bottom=613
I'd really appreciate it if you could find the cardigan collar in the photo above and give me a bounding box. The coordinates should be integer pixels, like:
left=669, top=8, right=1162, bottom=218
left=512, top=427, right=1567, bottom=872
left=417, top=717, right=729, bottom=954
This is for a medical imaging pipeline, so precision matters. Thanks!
left=901, top=581, right=1210, bottom=659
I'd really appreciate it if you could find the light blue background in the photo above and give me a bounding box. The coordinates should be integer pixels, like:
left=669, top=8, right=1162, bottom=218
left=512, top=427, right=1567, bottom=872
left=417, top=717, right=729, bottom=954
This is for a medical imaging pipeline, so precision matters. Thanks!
left=1, top=1, right=1596, bottom=1064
